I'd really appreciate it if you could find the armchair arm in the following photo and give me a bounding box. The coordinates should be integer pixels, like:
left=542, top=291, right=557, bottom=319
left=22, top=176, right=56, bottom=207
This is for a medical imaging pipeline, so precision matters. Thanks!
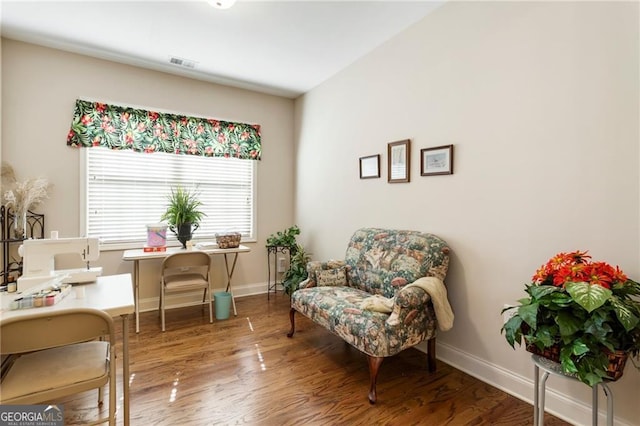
left=386, top=286, right=433, bottom=326
left=298, top=277, right=314, bottom=290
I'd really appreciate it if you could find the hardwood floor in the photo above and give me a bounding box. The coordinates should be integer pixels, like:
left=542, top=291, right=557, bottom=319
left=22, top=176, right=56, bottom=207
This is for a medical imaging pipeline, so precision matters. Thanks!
left=56, top=293, right=571, bottom=425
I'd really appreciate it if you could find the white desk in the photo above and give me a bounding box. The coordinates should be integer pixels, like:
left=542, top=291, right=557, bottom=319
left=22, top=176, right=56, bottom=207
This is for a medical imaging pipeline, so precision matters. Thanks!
left=122, top=245, right=251, bottom=333
left=0, top=274, right=135, bottom=426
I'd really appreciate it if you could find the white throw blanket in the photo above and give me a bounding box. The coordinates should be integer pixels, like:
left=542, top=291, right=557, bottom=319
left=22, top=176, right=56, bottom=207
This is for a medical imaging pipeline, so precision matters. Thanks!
left=359, top=276, right=454, bottom=331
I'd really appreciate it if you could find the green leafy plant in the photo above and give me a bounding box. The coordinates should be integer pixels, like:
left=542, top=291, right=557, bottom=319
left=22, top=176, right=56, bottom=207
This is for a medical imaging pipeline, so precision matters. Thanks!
left=160, top=186, right=206, bottom=228
left=282, top=244, right=311, bottom=295
left=266, top=226, right=310, bottom=294
left=160, top=186, right=206, bottom=248
left=502, top=250, right=640, bottom=386
left=266, top=225, right=300, bottom=251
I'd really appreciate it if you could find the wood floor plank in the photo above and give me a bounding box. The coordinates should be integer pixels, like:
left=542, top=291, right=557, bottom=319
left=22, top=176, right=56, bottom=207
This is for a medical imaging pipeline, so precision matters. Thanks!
left=47, top=293, right=571, bottom=425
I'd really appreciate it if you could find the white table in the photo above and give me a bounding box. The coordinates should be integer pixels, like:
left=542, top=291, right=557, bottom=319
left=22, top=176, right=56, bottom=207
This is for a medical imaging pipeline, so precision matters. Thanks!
left=122, top=245, right=251, bottom=333
left=0, top=274, right=135, bottom=426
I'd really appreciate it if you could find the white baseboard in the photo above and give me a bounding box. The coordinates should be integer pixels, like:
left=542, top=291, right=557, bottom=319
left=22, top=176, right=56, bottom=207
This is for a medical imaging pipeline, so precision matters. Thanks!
left=426, top=341, right=631, bottom=426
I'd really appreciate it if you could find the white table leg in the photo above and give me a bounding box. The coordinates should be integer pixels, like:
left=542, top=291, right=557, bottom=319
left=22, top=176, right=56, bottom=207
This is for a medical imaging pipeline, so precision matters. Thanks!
left=121, top=313, right=130, bottom=426
left=134, top=260, right=140, bottom=333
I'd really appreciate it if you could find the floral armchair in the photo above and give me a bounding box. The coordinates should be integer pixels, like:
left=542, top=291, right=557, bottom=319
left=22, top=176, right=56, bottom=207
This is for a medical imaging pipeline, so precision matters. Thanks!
left=287, top=228, right=451, bottom=403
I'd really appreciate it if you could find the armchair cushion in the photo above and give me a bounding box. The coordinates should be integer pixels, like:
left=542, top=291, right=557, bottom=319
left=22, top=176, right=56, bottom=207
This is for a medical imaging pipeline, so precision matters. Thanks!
left=315, top=267, right=348, bottom=287
left=306, top=260, right=347, bottom=287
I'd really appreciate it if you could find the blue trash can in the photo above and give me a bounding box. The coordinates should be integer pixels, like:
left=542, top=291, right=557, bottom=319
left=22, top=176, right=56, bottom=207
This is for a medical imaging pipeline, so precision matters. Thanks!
left=214, top=291, right=232, bottom=320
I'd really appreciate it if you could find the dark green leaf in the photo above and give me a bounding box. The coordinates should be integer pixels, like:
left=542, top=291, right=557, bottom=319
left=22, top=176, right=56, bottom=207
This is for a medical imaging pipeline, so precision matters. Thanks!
left=559, top=346, right=578, bottom=374
left=556, top=311, right=581, bottom=337
left=518, top=303, right=538, bottom=330
left=501, top=316, right=523, bottom=348
left=529, top=285, right=562, bottom=300
left=570, top=341, right=590, bottom=356
left=534, top=325, right=557, bottom=347
left=610, top=296, right=640, bottom=332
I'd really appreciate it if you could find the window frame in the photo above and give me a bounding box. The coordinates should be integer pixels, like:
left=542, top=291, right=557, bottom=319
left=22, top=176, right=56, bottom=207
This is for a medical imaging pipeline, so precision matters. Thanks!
left=80, top=148, right=258, bottom=251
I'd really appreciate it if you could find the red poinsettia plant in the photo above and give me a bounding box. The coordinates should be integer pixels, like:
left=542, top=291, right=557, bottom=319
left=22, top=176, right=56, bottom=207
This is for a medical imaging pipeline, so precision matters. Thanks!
left=532, top=250, right=628, bottom=289
left=502, top=250, right=640, bottom=386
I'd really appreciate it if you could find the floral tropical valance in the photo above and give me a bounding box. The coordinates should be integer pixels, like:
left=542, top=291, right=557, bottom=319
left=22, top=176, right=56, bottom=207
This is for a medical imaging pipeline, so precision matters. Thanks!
left=66, top=99, right=261, bottom=160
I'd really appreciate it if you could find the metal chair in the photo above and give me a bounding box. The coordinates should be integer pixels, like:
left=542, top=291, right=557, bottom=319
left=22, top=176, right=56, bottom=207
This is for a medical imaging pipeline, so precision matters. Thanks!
left=0, top=308, right=117, bottom=426
left=159, top=251, right=213, bottom=331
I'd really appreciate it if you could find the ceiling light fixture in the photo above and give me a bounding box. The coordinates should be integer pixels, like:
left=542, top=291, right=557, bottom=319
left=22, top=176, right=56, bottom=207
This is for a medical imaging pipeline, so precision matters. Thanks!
left=208, top=0, right=236, bottom=9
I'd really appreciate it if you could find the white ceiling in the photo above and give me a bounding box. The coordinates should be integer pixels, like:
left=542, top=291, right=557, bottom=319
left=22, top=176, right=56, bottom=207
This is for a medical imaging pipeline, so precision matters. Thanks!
left=0, top=0, right=443, bottom=98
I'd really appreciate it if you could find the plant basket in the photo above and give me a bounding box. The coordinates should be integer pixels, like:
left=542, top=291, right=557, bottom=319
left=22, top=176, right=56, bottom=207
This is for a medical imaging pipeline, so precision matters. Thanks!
left=526, top=343, right=561, bottom=363
left=526, top=343, right=629, bottom=381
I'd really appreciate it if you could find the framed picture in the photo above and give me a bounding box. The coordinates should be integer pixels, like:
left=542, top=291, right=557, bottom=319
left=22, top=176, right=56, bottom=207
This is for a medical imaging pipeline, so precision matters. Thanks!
left=387, top=139, right=410, bottom=183
left=359, top=154, right=380, bottom=179
left=421, top=144, right=453, bottom=176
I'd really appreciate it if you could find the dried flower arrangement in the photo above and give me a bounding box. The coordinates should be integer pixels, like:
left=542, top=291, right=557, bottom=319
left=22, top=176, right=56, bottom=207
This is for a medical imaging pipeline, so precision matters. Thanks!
left=1, top=162, right=51, bottom=238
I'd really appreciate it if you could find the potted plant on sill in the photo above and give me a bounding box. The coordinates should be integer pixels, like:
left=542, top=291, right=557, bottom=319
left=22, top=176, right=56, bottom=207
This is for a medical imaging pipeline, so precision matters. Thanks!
left=502, top=250, right=640, bottom=387
left=160, top=186, right=206, bottom=249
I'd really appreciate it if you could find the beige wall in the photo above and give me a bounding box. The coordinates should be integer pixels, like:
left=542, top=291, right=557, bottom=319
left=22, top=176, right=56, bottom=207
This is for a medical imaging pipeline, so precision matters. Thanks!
left=1, top=39, right=296, bottom=306
left=294, top=1, right=639, bottom=425
left=2, top=1, right=639, bottom=423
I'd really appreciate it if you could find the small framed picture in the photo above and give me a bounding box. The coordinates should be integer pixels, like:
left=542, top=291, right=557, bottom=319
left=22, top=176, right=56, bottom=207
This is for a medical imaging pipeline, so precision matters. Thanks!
left=421, top=144, right=453, bottom=176
left=388, top=139, right=410, bottom=183
left=359, top=154, right=380, bottom=179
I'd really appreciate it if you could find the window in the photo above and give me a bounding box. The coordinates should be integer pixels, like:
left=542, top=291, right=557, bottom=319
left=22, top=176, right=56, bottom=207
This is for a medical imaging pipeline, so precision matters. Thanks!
left=82, top=147, right=256, bottom=249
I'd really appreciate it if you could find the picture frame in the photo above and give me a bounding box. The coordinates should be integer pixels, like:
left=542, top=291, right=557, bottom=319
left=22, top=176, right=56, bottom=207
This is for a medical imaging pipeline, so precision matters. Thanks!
left=359, top=154, right=380, bottom=179
left=388, top=139, right=410, bottom=183
left=421, top=144, right=454, bottom=176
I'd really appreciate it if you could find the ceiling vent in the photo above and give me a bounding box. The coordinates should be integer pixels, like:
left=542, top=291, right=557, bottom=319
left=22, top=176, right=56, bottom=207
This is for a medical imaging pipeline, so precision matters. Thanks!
left=169, top=56, right=197, bottom=69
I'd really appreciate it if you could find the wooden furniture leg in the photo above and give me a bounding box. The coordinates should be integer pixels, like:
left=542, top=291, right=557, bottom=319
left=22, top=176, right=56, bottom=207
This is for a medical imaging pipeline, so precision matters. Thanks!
left=427, top=337, right=437, bottom=372
left=287, top=308, right=296, bottom=338
left=367, top=355, right=384, bottom=404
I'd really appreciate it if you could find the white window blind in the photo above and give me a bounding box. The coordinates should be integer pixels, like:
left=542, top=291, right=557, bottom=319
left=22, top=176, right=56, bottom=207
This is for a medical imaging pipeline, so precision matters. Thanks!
left=83, top=147, right=255, bottom=248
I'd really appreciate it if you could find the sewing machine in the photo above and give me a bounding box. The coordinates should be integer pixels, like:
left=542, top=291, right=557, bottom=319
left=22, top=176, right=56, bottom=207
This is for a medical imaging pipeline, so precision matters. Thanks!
left=17, top=236, right=103, bottom=292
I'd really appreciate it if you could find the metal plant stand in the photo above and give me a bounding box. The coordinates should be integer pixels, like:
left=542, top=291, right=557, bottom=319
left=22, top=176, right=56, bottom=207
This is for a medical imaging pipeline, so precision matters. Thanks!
left=266, top=245, right=291, bottom=299
left=532, top=354, right=614, bottom=426
left=1, top=206, right=45, bottom=285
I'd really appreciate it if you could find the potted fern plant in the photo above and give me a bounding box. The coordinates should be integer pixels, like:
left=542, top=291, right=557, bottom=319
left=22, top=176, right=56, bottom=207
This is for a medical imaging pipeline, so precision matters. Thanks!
left=160, top=186, right=206, bottom=249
